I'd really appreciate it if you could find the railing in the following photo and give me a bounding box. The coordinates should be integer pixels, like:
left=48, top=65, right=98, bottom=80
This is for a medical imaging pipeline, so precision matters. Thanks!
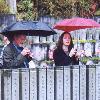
left=0, top=65, right=100, bottom=100
left=0, top=14, right=16, bottom=27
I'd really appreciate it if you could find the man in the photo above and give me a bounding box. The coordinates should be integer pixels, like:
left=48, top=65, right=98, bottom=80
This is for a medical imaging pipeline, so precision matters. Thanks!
left=2, top=33, right=32, bottom=68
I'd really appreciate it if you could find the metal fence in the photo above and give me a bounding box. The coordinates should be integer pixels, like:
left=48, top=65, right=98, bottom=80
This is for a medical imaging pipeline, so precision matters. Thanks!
left=0, top=14, right=16, bottom=27
left=0, top=65, right=100, bottom=100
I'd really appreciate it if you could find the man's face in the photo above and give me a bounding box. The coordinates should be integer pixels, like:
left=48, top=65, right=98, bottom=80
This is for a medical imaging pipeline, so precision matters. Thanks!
left=14, top=34, right=26, bottom=46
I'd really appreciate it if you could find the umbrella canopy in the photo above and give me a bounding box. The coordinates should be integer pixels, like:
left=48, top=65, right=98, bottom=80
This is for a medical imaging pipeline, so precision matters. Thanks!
left=1, top=21, right=57, bottom=37
left=53, top=17, right=100, bottom=32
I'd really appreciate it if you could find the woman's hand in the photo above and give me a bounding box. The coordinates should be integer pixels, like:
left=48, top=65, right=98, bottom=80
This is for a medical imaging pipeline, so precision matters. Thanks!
left=28, top=52, right=33, bottom=58
left=75, top=50, right=85, bottom=58
left=69, top=48, right=77, bottom=57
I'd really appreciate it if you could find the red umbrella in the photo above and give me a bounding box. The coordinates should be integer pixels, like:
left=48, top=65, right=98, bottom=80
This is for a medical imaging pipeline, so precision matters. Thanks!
left=53, top=17, right=100, bottom=32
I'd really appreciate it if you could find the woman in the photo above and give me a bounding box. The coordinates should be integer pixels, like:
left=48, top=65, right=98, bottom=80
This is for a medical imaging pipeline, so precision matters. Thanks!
left=53, top=31, right=79, bottom=66
left=2, top=33, right=32, bottom=68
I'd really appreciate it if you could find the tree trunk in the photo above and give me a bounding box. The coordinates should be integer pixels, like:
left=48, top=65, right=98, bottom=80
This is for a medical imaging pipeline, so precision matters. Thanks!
left=6, top=0, right=17, bottom=14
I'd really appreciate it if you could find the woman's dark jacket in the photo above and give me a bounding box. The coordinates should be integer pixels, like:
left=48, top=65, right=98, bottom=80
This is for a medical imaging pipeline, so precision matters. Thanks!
left=2, top=43, right=32, bottom=68
left=53, top=48, right=79, bottom=66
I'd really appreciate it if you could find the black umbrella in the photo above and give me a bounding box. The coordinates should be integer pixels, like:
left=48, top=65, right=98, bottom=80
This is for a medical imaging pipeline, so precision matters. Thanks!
left=1, top=21, right=57, bottom=37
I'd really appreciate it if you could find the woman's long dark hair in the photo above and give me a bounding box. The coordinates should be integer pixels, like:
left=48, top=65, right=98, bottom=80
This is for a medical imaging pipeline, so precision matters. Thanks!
left=56, top=31, right=73, bottom=52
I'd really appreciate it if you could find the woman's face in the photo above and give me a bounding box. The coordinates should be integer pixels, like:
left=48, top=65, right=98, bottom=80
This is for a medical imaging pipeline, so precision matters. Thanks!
left=63, top=34, right=71, bottom=46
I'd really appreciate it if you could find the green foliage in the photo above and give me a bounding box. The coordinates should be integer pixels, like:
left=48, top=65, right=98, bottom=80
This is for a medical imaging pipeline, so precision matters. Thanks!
left=0, top=0, right=10, bottom=13
left=38, top=1, right=73, bottom=18
left=17, top=0, right=99, bottom=19
left=80, top=56, right=100, bottom=64
left=35, top=0, right=97, bottom=18
left=94, top=9, right=100, bottom=16
left=17, top=0, right=33, bottom=12
left=17, top=0, right=38, bottom=20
